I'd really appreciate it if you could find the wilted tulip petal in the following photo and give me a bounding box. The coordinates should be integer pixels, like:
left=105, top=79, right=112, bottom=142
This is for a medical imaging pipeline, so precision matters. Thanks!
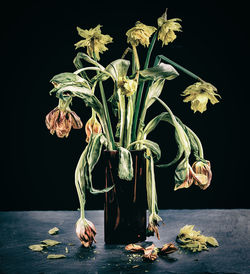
left=192, top=161, right=212, bottom=190
left=143, top=244, right=158, bottom=261
left=160, top=243, right=178, bottom=255
left=125, top=244, right=144, bottom=252
left=76, top=218, right=96, bottom=248
left=147, top=222, right=160, bottom=240
left=45, top=103, right=83, bottom=138
left=45, top=107, right=60, bottom=135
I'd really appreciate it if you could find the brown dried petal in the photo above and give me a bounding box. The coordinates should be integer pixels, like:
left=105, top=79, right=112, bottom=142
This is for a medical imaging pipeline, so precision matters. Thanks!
left=45, top=107, right=60, bottom=134
left=70, top=111, right=83, bottom=129
left=55, top=112, right=72, bottom=138
left=143, top=244, right=158, bottom=261
left=147, top=223, right=160, bottom=240
left=125, top=244, right=144, bottom=252
left=160, top=243, right=178, bottom=254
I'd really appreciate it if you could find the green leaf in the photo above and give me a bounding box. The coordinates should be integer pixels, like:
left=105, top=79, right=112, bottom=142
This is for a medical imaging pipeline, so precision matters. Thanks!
left=117, top=147, right=134, bottom=181
left=105, top=59, right=130, bottom=81
left=144, top=79, right=165, bottom=111
left=139, top=62, right=179, bottom=81
left=128, top=140, right=161, bottom=161
left=47, top=254, right=66, bottom=259
left=76, top=134, right=114, bottom=195
left=50, top=72, right=88, bottom=90
left=73, top=52, right=105, bottom=71
left=55, top=85, right=104, bottom=117
left=41, top=239, right=61, bottom=246
left=174, top=158, right=189, bottom=187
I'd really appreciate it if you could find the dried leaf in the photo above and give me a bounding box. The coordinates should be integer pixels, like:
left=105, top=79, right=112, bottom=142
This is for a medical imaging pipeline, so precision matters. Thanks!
left=47, top=254, right=66, bottom=259
left=41, top=239, right=61, bottom=246
left=206, top=236, right=219, bottom=247
left=48, top=227, right=59, bottom=235
left=28, top=244, right=44, bottom=252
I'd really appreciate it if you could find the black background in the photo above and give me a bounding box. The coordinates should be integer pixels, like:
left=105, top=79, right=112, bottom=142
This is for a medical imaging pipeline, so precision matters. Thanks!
left=1, top=1, right=249, bottom=210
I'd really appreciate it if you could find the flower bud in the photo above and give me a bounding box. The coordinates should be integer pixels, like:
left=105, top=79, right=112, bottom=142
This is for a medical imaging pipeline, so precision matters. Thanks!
left=85, top=116, right=102, bottom=143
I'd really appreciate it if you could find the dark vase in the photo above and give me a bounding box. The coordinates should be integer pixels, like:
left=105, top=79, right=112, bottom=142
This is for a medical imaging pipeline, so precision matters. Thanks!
left=103, top=150, right=147, bottom=244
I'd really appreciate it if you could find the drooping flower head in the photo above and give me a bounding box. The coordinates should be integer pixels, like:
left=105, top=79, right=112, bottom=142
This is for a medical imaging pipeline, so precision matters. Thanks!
left=45, top=98, right=83, bottom=138
left=75, top=25, right=113, bottom=60
left=75, top=218, right=97, bottom=248
left=126, top=21, right=157, bottom=47
left=174, top=161, right=212, bottom=191
left=157, top=9, right=182, bottom=46
left=182, top=81, right=221, bottom=113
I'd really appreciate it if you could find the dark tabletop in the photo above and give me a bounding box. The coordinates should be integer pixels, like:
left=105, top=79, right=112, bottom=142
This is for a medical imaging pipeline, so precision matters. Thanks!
left=0, top=209, right=249, bottom=274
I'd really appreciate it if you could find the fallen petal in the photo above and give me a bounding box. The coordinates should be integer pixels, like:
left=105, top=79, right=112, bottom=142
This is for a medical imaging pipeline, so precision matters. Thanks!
left=48, top=227, right=59, bottom=235
left=28, top=244, right=44, bottom=252
left=47, top=254, right=66, bottom=259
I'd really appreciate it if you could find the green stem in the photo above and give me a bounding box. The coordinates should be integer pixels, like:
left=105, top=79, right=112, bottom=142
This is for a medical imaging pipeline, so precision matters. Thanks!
left=98, top=81, right=116, bottom=150
left=186, top=126, right=204, bottom=158
left=155, top=55, right=203, bottom=81
left=118, top=92, right=126, bottom=147
left=126, top=96, right=134, bottom=147
left=131, top=32, right=158, bottom=143
left=75, top=154, right=86, bottom=219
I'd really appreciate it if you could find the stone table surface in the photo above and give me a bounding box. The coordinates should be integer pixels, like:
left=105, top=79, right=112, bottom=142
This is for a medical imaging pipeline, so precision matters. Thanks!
left=0, top=209, right=249, bottom=274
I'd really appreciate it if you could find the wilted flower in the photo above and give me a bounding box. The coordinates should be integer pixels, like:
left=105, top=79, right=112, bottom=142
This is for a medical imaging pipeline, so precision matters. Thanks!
left=45, top=104, right=83, bottom=138
left=157, top=10, right=182, bottom=46
left=143, top=244, right=159, bottom=261
left=75, top=25, right=113, bottom=60
left=192, top=161, right=212, bottom=190
left=75, top=218, right=96, bottom=248
left=85, top=115, right=102, bottom=143
left=117, top=76, right=138, bottom=97
left=126, top=21, right=157, bottom=47
left=174, top=161, right=212, bottom=191
left=182, top=81, right=220, bottom=113
left=174, top=165, right=194, bottom=191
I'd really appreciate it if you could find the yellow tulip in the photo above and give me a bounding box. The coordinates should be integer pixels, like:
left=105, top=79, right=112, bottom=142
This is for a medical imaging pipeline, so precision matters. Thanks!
left=75, top=25, right=113, bottom=60
left=182, top=81, right=221, bottom=113
left=157, top=10, right=182, bottom=46
left=126, top=21, right=157, bottom=47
